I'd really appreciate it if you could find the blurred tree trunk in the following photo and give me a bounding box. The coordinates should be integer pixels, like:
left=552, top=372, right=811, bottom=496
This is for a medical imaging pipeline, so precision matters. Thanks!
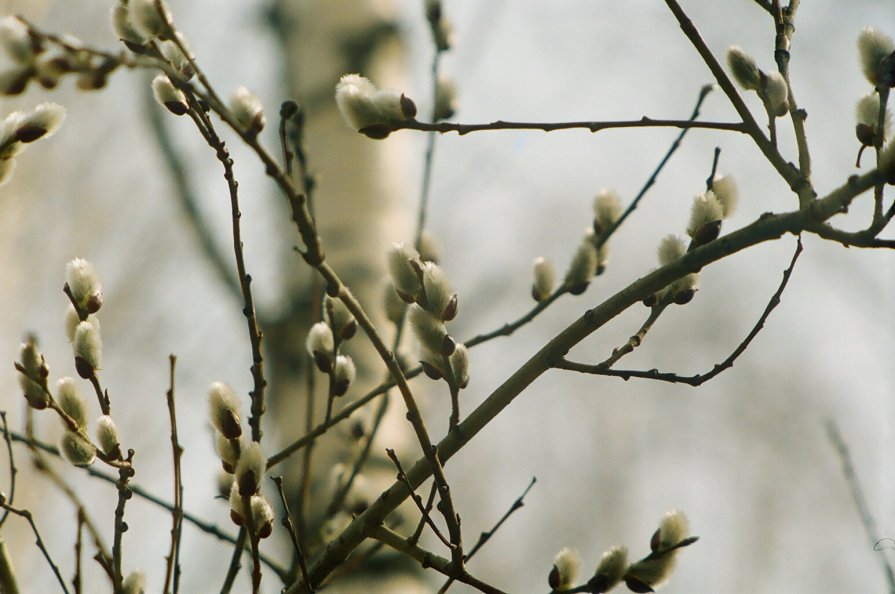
left=263, top=1, right=425, bottom=590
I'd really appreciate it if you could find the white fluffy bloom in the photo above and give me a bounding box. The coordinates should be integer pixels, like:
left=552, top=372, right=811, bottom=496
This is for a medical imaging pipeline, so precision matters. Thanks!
left=387, top=242, right=423, bottom=303
left=96, top=415, right=121, bottom=457
left=0, top=16, right=35, bottom=64
left=66, top=257, right=102, bottom=310
left=234, top=441, right=265, bottom=496
left=73, top=321, right=102, bottom=378
left=711, top=175, right=738, bottom=218
left=563, top=239, right=598, bottom=294
left=60, top=431, right=96, bottom=467
left=592, top=546, right=628, bottom=593
left=592, top=189, right=622, bottom=235
left=421, top=261, right=457, bottom=320
left=306, top=322, right=335, bottom=372
left=122, top=570, right=146, bottom=594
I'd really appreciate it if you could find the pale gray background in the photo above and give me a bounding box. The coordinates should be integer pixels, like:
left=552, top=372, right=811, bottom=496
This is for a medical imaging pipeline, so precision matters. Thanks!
left=0, top=1, right=893, bottom=592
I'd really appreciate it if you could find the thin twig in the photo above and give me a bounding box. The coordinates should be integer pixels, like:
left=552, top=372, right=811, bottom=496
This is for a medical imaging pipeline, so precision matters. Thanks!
left=143, top=77, right=242, bottom=303
left=219, top=527, right=247, bottom=594
left=0, top=412, right=16, bottom=529
left=0, top=502, right=71, bottom=594
left=386, top=449, right=453, bottom=549
left=112, top=450, right=136, bottom=590
left=438, top=477, right=537, bottom=594
left=183, top=105, right=268, bottom=444
left=163, top=355, right=184, bottom=594
left=392, top=117, right=745, bottom=136
left=271, top=476, right=312, bottom=591
left=285, top=169, right=884, bottom=592
left=556, top=237, right=803, bottom=383
left=364, top=524, right=505, bottom=594
left=9, top=431, right=288, bottom=580
left=74, top=510, right=84, bottom=594
left=826, top=421, right=895, bottom=594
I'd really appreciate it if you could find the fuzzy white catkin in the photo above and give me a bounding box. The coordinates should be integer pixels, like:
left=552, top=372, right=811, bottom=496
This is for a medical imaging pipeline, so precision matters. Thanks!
left=593, top=546, right=628, bottom=591
left=230, top=86, right=265, bottom=133
left=152, top=74, right=188, bottom=115
left=408, top=304, right=450, bottom=355
left=593, top=189, right=622, bottom=234
left=66, top=257, right=101, bottom=309
left=726, top=46, right=760, bottom=90
left=563, top=240, right=598, bottom=290
left=387, top=242, right=423, bottom=302
left=57, top=377, right=87, bottom=429
left=306, top=321, right=335, bottom=372
left=711, top=175, right=738, bottom=218
left=551, top=547, right=580, bottom=590
left=762, top=71, right=789, bottom=116
left=234, top=441, right=265, bottom=496
left=121, top=569, right=146, bottom=594
left=96, top=415, right=120, bottom=456
left=448, top=343, right=469, bottom=389
left=111, top=4, right=145, bottom=46
left=208, top=381, right=242, bottom=439
left=856, top=93, right=891, bottom=136
left=858, top=27, right=894, bottom=87
left=129, top=0, right=171, bottom=40
left=334, top=74, right=412, bottom=132
left=73, top=320, right=102, bottom=374
left=686, top=191, right=724, bottom=238
left=657, top=235, right=686, bottom=267
left=0, top=17, right=34, bottom=64
left=60, top=431, right=96, bottom=467
left=420, top=262, right=456, bottom=320
left=657, top=509, right=689, bottom=550
left=434, top=73, right=458, bottom=121
left=16, top=103, right=66, bottom=142
left=531, top=257, right=556, bottom=302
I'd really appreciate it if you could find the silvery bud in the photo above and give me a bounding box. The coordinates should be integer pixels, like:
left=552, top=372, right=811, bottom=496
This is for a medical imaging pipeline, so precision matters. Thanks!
left=60, top=431, right=96, bottom=467
left=726, top=46, right=760, bottom=90
left=73, top=321, right=102, bottom=379
left=57, top=377, right=87, bottom=430
left=208, top=382, right=242, bottom=440
left=548, top=547, right=580, bottom=591
left=234, top=441, right=265, bottom=496
left=230, top=86, right=265, bottom=135
left=306, top=322, right=335, bottom=373
left=531, top=257, right=556, bottom=302
left=152, top=74, right=188, bottom=116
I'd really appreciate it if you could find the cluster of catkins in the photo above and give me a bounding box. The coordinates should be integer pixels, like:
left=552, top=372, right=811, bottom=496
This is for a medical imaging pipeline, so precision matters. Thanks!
left=386, top=240, right=469, bottom=390
left=334, top=1, right=458, bottom=137
left=306, top=295, right=359, bottom=398
left=0, top=16, right=117, bottom=95
left=642, top=175, right=738, bottom=307
left=17, top=259, right=120, bottom=468
left=548, top=510, right=697, bottom=593
left=0, top=101, right=65, bottom=186
left=208, top=383, right=275, bottom=541
left=852, top=27, right=895, bottom=174
left=530, top=189, right=622, bottom=302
